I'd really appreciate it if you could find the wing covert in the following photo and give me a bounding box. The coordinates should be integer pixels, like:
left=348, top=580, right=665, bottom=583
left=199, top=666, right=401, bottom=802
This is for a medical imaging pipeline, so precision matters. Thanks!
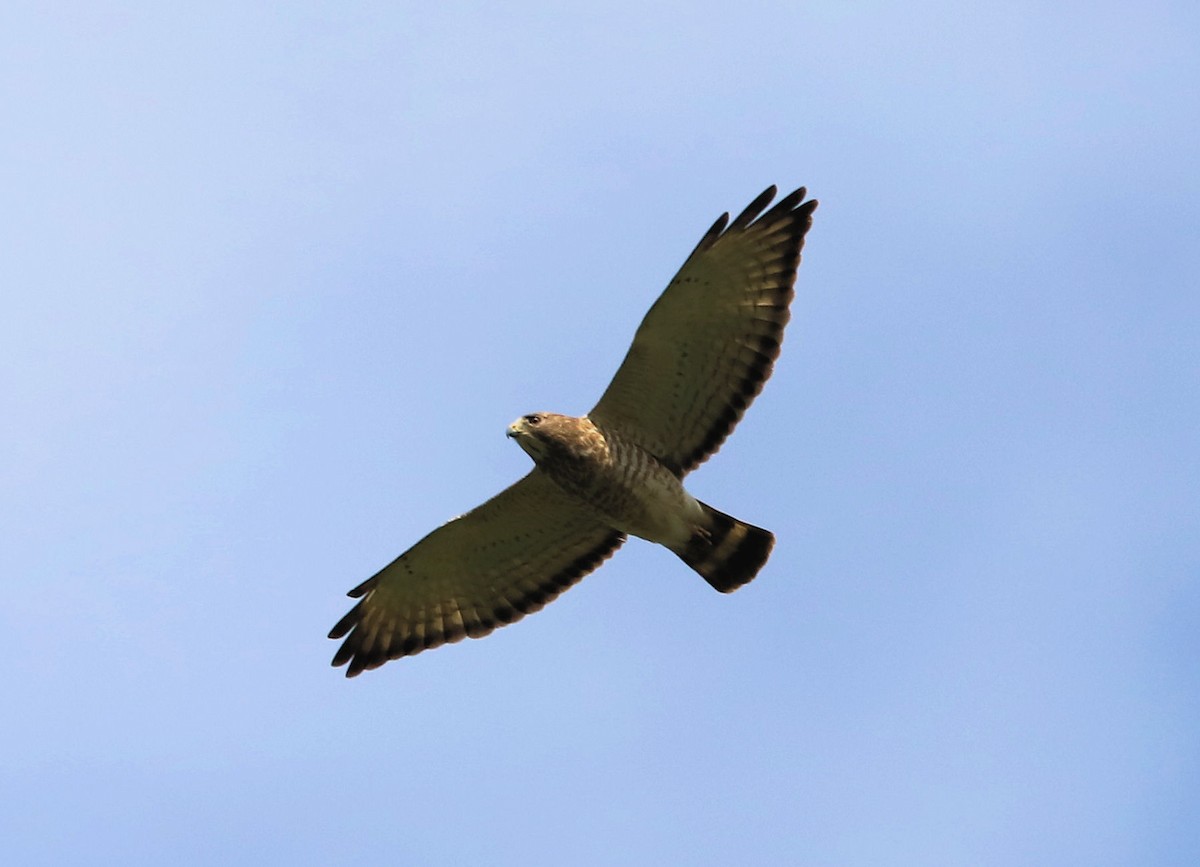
left=589, top=186, right=817, bottom=475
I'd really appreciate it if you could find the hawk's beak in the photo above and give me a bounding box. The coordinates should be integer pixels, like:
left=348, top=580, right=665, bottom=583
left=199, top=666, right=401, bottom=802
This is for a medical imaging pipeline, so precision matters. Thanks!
left=506, top=421, right=521, bottom=439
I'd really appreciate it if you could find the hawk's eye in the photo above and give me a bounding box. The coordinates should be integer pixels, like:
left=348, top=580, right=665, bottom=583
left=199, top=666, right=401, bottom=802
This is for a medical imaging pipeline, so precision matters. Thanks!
left=524, top=414, right=542, bottom=425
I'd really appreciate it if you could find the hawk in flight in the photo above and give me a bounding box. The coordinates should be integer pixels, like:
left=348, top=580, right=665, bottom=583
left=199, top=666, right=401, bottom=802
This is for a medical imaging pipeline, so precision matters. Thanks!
left=330, top=185, right=817, bottom=676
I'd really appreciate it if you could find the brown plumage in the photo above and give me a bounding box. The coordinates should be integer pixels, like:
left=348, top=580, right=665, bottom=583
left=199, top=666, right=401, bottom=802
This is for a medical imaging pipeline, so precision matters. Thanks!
left=329, top=186, right=817, bottom=676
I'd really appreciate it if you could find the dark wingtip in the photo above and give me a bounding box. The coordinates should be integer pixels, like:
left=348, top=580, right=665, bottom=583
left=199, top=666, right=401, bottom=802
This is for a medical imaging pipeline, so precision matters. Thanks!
left=689, top=212, right=731, bottom=258
left=328, top=601, right=363, bottom=640
left=729, top=185, right=779, bottom=231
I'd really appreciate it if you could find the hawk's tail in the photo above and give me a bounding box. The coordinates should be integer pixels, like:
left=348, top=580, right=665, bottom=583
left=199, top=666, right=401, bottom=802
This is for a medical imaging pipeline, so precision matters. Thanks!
left=672, top=502, right=775, bottom=593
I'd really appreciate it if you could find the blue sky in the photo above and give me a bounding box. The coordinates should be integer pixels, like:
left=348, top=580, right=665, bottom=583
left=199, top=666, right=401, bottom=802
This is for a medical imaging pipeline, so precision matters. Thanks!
left=2, top=2, right=1198, bottom=864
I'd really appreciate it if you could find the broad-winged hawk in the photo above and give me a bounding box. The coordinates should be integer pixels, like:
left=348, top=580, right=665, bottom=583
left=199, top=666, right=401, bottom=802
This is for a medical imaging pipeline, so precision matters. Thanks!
left=330, top=186, right=817, bottom=675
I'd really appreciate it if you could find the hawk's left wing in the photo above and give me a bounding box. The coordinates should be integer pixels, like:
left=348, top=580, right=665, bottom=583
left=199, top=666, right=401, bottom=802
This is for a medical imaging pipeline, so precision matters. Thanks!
left=329, top=470, right=625, bottom=676
left=589, top=186, right=817, bottom=476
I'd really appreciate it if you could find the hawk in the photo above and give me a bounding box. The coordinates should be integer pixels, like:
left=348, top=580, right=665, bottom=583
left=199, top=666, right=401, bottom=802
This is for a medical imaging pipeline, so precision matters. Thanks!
left=330, top=185, right=817, bottom=676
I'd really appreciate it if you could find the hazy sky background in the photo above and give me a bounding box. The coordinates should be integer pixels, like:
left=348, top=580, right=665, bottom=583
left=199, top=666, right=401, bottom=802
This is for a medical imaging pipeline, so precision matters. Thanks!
left=3, top=2, right=1198, bottom=864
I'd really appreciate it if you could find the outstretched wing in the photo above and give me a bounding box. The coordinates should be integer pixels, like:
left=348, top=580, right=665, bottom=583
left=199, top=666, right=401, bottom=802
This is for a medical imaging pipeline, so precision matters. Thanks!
left=589, top=186, right=817, bottom=476
left=329, top=470, right=625, bottom=676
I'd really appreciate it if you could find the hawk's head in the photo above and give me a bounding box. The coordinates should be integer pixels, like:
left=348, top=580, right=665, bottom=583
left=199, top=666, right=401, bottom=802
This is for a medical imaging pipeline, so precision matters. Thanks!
left=507, top=412, right=602, bottom=467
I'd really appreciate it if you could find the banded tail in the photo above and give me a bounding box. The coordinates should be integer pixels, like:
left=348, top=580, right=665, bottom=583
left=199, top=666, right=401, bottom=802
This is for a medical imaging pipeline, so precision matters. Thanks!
left=673, top=502, right=775, bottom=593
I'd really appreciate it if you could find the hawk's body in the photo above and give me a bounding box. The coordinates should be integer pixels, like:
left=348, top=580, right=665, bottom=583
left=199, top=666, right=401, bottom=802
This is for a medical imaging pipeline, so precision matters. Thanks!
left=330, top=186, right=817, bottom=676
left=506, top=414, right=701, bottom=549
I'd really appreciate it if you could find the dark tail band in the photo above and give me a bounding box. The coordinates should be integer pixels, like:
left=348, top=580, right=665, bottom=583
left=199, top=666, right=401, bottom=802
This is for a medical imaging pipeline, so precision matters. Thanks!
left=673, top=502, right=774, bottom=593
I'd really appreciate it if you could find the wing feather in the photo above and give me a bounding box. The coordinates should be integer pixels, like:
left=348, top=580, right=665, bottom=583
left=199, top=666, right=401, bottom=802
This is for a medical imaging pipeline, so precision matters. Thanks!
left=329, top=470, right=625, bottom=676
left=590, top=186, right=817, bottom=475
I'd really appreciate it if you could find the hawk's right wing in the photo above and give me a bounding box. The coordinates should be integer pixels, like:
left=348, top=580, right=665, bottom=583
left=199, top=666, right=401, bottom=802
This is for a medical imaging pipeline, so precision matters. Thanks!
left=329, top=470, right=625, bottom=676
